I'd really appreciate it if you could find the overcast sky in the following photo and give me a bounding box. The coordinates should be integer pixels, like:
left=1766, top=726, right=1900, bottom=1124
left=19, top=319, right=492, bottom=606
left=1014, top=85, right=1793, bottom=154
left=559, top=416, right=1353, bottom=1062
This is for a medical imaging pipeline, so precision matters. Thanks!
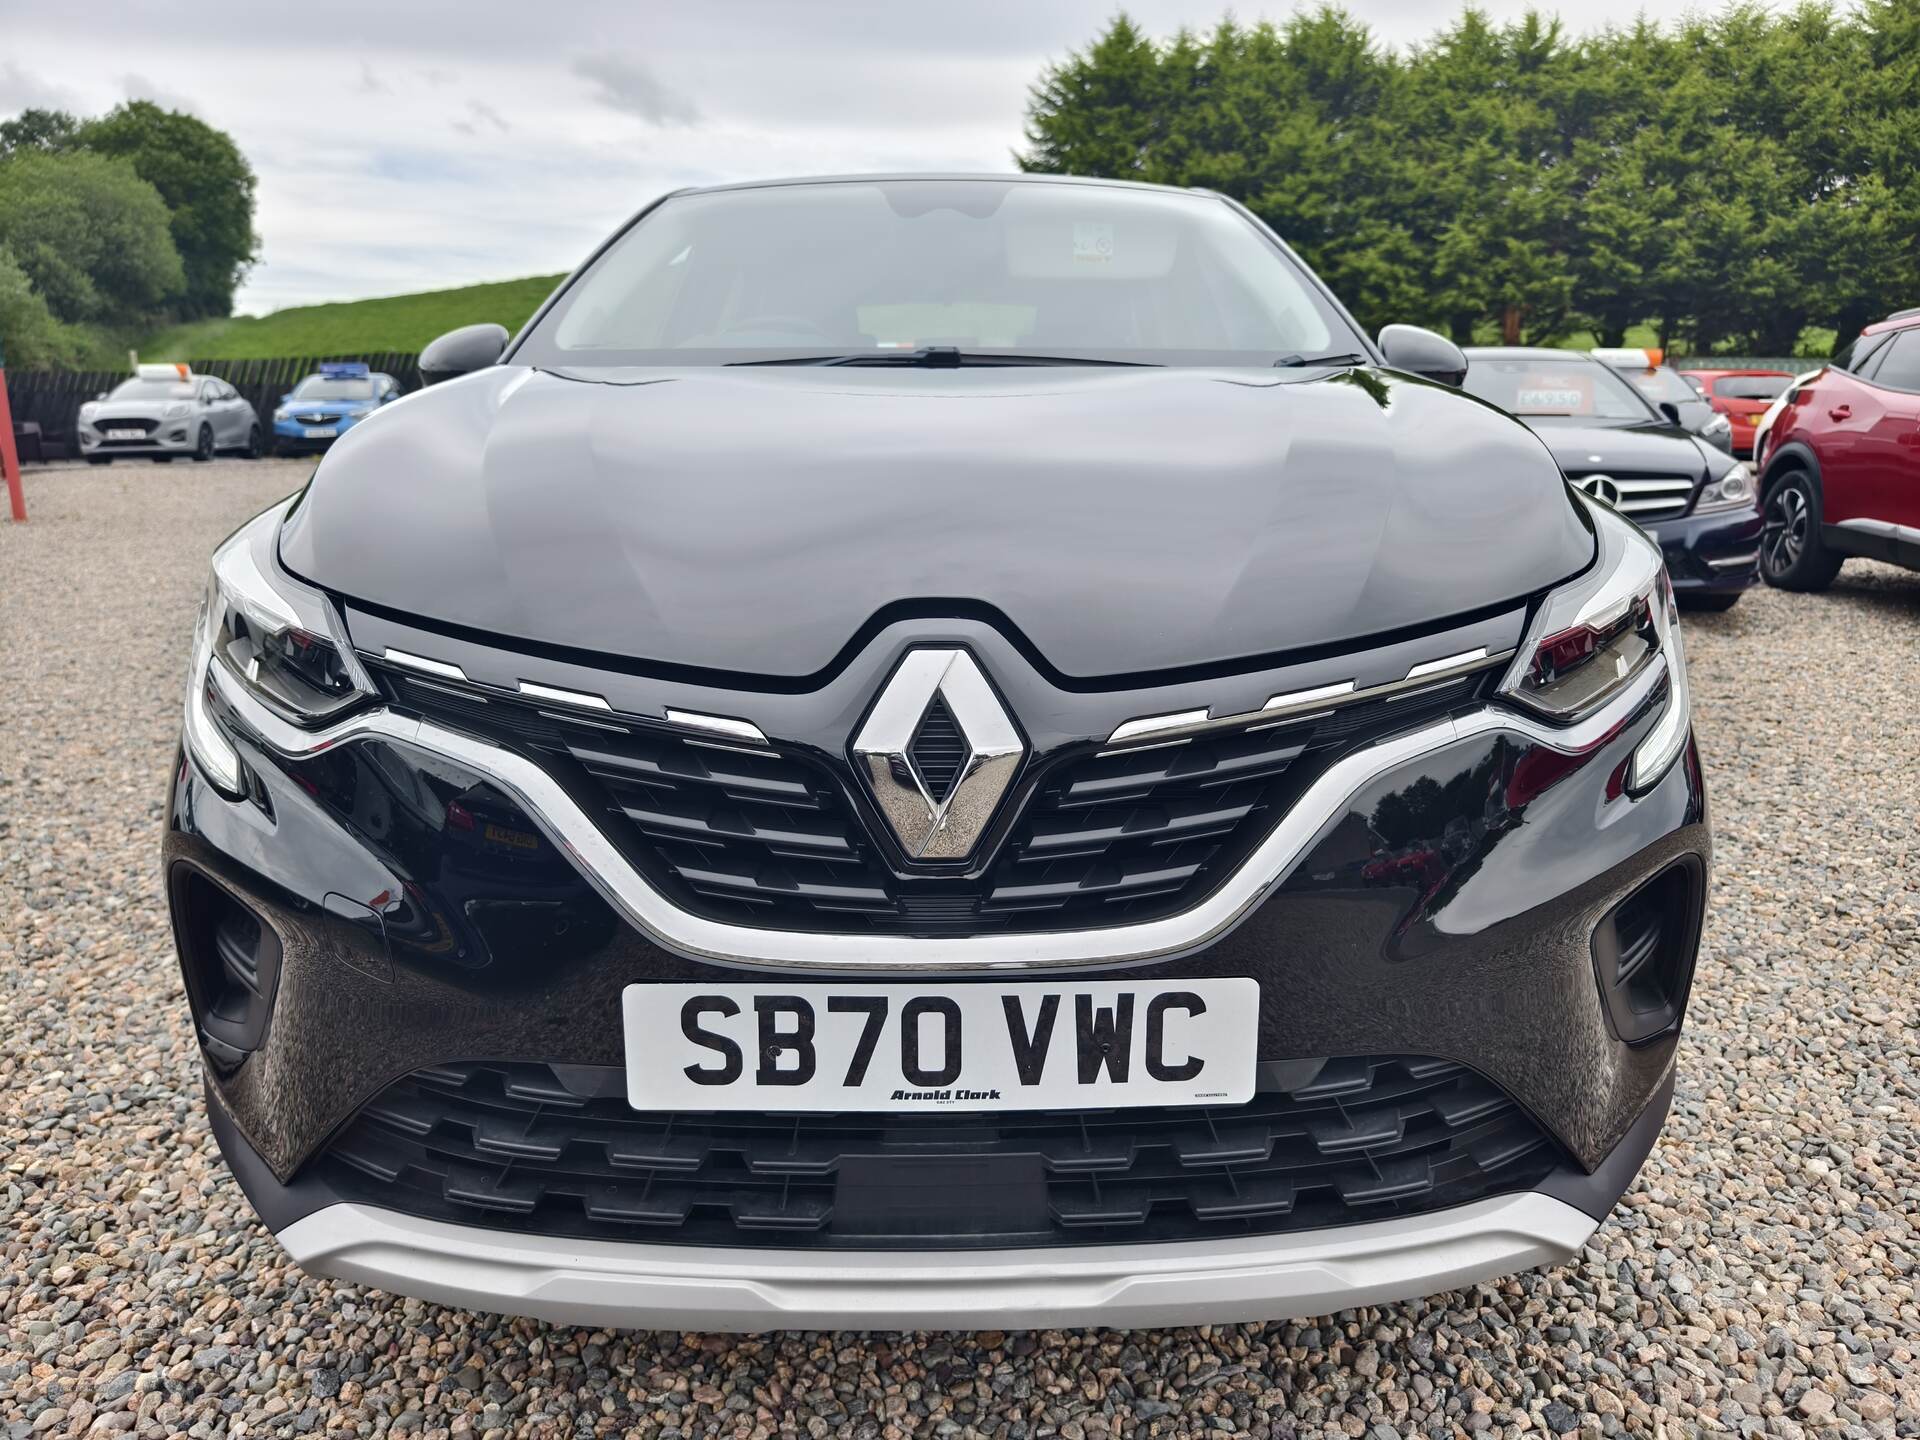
left=3, top=0, right=1751, bottom=315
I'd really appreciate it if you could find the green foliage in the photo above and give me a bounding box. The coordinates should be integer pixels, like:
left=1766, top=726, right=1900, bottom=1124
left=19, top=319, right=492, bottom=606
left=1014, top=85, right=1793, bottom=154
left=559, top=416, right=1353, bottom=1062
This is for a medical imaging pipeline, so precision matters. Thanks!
left=78, top=100, right=260, bottom=320
left=0, top=108, right=79, bottom=157
left=0, top=149, right=184, bottom=324
left=0, top=243, right=79, bottom=368
left=125, top=274, right=567, bottom=363
left=1021, top=4, right=1920, bottom=353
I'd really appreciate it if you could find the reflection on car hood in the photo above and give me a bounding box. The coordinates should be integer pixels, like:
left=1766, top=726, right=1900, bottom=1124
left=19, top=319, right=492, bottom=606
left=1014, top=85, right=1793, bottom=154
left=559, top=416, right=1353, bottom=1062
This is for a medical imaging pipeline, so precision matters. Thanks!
left=1515, top=417, right=1717, bottom=478
left=280, top=365, right=1594, bottom=681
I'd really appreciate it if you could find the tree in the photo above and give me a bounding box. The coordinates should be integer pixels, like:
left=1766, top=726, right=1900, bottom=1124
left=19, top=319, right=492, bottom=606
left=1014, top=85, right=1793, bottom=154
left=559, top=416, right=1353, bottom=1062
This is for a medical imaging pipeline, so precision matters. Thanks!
left=0, top=149, right=185, bottom=323
left=0, top=243, right=76, bottom=368
left=0, top=108, right=78, bottom=158
left=77, top=100, right=258, bottom=319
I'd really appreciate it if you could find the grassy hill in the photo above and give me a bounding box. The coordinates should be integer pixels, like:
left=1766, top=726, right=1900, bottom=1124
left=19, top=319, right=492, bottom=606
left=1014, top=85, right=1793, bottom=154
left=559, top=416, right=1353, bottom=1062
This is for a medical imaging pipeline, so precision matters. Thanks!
left=120, top=274, right=566, bottom=363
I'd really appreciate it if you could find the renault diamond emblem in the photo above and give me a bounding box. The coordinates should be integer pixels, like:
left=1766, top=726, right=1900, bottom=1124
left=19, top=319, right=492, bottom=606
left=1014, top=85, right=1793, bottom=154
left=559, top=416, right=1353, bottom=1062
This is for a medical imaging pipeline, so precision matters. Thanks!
left=853, top=649, right=1023, bottom=860
left=1578, top=473, right=1622, bottom=507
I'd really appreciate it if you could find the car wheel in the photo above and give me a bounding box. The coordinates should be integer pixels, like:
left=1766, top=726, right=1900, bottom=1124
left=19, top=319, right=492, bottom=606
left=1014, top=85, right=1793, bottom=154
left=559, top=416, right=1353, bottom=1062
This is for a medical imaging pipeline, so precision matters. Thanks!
left=1760, top=471, right=1842, bottom=591
left=87, top=455, right=112, bottom=466
left=193, top=424, right=215, bottom=462
left=1679, top=592, right=1740, bottom=612
left=244, top=424, right=263, bottom=459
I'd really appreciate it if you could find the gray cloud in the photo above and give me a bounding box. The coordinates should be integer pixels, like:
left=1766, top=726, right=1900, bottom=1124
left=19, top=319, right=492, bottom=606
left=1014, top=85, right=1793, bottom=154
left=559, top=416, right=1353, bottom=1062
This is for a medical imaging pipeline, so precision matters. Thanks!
left=571, top=53, right=699, bottom=127
left=119, top=71, right=199, bottom=115
left=0, top=60, right=80, bottom=115
left=356, top=61, right=390, bottom=95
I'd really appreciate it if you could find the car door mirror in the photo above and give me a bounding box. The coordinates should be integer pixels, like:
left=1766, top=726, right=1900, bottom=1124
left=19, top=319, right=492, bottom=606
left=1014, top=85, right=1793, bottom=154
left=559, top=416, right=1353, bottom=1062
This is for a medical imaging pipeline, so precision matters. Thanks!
left=420, top=323, right=509, bottom=385
left=1377, top=325, right=1468, bottom=387
left=1658, top=401, right=1682, bottom=426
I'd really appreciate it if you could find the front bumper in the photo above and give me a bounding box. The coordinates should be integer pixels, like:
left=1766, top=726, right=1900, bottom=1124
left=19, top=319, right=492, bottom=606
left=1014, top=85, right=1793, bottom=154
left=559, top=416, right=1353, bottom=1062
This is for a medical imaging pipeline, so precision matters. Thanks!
left=273, top=413, right=363, bottom=452
left=1646, top=506, right=1762, bottom=596
left=212, top=1070, right=1672, bottom=1331
left=79, top=421, right=196, bottom=455
left=169, top=610, right=1707, bottom=1329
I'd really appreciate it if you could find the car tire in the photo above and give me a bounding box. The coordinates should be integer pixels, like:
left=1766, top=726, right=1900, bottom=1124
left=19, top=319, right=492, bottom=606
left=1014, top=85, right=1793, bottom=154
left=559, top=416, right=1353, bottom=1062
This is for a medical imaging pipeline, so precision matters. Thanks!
left=87, top=455, right=112, bottom=466
left=244, top=425, right=263, bottom=459
left=1760, top=470, right=1842, bottom=592
left=1679, top=592, right=1741, bottom=612
left=193, top=425, right=215, bottom=462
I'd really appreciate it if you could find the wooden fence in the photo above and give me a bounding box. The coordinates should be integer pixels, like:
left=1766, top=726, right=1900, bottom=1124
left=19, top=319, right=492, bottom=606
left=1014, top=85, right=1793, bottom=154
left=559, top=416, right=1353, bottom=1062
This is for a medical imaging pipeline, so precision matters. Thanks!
left=5, top=352, right=422, bottom=461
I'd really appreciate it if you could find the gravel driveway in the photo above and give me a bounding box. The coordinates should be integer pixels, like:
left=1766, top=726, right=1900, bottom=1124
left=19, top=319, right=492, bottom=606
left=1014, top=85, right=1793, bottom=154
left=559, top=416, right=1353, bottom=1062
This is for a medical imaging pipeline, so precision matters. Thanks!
left=3, top=461, right=1916, bottom=1440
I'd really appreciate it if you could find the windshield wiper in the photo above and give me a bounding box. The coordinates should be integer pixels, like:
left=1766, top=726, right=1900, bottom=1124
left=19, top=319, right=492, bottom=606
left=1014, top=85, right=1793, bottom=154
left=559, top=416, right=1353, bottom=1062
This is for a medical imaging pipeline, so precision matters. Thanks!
left=729, top=347, right=1159, bottom=368
left=1272, top=351, right=1371, bottom=368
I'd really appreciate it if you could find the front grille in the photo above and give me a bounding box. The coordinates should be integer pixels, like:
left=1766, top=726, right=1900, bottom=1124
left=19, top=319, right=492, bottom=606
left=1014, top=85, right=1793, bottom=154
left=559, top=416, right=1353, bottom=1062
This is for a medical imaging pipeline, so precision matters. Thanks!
left=292, top=412, right=341, bottom=425
left=908, top=696, right=968, bottom=801
left=315, top=1055, right=1565, bottom=1249
left=374, top=663, right=1489, bottom=936
left=94, top=416, right=158, bottom=435
left=1567, top=472, right=1696, bottom=522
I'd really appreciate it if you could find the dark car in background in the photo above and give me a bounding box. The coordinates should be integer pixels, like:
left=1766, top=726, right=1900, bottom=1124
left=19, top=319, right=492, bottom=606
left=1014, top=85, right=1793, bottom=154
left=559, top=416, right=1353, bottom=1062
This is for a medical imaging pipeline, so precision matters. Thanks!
left=1757, top=307, right=1920, bottom=589
left=1593, top=348, right=1734, bottom=454
left=168, top=174, right=1707, bottom=1332
left=1464, top=348, right=1760, bottom=609
left=270, top=363, right=402, bottom=454
left=1677, top=369, right=1793, bottom=458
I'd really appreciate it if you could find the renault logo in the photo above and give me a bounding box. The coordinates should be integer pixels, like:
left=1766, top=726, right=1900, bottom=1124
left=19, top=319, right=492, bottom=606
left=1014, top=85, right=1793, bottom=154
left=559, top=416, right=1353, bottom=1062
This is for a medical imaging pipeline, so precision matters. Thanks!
left=853, top=649, right=1023, bottom=861
left=1578, top=474, right=1622, bottom=507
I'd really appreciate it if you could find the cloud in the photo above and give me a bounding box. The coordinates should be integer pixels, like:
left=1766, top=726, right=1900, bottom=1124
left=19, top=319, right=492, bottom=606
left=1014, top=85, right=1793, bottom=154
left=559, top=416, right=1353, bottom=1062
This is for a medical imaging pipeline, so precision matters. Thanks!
left=356, top=62, right=390, bottom=95
left=119, top=71, right=200, bottom=116
left=571, top=53, right=699, bottom=126
left=0, top=60, right=81, bottom=116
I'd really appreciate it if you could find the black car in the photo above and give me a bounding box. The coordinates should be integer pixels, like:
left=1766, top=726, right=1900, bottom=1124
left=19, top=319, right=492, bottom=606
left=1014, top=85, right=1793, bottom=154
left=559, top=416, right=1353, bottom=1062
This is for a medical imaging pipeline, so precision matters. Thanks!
left=1463, top=348, right=1762, bottom=610
left=168, top=175, right=1707, bottom=1333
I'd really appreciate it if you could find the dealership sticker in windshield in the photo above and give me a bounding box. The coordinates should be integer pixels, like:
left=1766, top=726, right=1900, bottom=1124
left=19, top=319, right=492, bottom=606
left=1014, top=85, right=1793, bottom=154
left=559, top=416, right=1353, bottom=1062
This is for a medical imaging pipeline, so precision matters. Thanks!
left=1074, top=221, right=1115, bottom=262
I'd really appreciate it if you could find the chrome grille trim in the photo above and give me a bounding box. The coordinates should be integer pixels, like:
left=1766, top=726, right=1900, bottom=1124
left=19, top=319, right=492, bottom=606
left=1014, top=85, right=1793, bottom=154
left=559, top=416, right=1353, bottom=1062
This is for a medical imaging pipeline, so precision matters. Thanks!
left=203, top=652, right=1668, bottom=973
left=1104, top=650, right=1513, bottom=748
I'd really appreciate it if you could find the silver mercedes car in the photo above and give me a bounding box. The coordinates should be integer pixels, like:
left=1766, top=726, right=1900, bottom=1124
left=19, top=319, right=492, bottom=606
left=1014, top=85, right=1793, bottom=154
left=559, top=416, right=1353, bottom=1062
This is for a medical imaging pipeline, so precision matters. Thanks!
left=79, top=364, right=263, bottom=464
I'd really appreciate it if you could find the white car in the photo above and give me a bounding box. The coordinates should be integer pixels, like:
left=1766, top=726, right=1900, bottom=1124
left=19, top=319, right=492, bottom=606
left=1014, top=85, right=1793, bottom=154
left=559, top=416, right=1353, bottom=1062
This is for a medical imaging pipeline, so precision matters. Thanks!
left=79, top=363, right=263, bottom=464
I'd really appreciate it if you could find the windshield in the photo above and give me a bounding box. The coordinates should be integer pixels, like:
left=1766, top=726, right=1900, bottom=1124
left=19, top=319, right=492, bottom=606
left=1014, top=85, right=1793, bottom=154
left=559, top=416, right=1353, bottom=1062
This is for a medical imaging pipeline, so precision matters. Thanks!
left=109, top=378, right=195, bottom=400
left=1617, top=366, right=1700, bottom=405
left=292, top=376, right=375, bottom=400
left=514, top=179, right=1359, bottom=367
left=1461, top=358, right=1656, bottom=419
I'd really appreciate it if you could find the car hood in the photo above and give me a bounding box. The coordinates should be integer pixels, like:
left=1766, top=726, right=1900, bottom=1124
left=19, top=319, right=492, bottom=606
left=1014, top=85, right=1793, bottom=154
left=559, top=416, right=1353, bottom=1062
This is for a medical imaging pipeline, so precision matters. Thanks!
left=280, top=365, right=1594, bottom=681
left=87, top=400, right=192, bottom=420
left=1516, top=417, right=1718, bottom=478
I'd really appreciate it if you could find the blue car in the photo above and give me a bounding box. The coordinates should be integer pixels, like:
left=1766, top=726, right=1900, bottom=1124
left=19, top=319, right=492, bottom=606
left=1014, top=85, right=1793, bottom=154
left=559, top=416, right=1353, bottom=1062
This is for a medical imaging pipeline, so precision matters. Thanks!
left=270, top=363, right=401, bottom=454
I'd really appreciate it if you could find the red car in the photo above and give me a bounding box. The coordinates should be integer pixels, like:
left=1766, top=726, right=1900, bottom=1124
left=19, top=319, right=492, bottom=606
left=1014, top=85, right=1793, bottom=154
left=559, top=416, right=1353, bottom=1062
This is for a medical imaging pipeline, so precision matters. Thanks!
left=1679, top=368, right=1793, bottom=458
left=1758, top=308, right=1920, bottom=588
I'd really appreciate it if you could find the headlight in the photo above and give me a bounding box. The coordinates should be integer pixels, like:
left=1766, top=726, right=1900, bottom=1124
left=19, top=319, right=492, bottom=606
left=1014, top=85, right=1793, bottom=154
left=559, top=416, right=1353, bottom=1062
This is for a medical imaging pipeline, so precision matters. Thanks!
left=163, top=402, right=192, bottom=419
left=274, top=407, right=290, bottom=421
left=1702, top=412, right=1731, bottom=437
left=1499, top=498, right=1690, bottom=791
left=183, top=504, right=374, bottom=794
left=1694, top=462, right=1755, bottom=513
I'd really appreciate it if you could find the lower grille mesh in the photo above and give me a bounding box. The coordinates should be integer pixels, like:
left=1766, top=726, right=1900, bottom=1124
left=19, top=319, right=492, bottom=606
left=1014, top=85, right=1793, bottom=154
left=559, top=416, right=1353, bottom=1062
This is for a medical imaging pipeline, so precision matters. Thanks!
left=315, top=1054, right=1565, bottom=1250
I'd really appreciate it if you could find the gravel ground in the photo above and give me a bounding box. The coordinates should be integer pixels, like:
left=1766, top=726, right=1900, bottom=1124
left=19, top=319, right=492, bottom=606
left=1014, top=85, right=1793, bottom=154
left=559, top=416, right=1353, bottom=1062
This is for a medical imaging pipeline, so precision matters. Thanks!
left=2, top=460, right=1916, bottom=1440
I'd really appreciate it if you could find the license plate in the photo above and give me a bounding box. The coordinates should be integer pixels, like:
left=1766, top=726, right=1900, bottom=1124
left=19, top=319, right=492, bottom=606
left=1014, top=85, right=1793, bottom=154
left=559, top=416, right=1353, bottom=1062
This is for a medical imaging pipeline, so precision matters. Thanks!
left=106, top=428, right=143, bottom=440
left=482, top=821, right=538, bottom=850
left=623, top=978, right=1259, bottom=1112
left=303, top=427, right=336, bottom=439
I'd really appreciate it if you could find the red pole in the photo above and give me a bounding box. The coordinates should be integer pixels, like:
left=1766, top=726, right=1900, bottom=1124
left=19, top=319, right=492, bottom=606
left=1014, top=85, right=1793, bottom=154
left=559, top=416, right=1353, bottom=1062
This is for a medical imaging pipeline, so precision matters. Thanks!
left=0, top=362, right=26, bottom=523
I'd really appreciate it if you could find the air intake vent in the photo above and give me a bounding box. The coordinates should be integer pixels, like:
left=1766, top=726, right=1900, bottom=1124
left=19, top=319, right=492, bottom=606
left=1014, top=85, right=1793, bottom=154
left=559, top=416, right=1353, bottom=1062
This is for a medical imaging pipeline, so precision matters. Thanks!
left=908, top=695, right=969, bottom=801
left=169, top=867, right=283, bottom=1070
left=1592, top=858, right=1702, bottom=1044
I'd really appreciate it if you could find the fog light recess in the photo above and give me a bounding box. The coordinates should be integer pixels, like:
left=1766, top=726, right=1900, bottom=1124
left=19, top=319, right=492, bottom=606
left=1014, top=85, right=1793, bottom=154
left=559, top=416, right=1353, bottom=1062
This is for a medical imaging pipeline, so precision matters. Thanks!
left=1592, top=856, right=1703, bottom=1045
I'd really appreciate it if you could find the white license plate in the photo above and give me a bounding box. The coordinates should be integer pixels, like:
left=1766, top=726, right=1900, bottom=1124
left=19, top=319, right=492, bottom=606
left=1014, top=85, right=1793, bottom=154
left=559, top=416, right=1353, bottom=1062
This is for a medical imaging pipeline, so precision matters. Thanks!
left=623, top=978, right=1259, bottom=1112
left=302, top=427, right=336, bottom=439
left=106, top=428, right=144, bottom=440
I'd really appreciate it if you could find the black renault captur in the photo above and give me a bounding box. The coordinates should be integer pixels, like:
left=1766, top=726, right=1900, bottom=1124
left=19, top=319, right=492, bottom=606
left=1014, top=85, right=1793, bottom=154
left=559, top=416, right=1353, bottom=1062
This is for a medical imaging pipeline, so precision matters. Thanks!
left=167, top=175, right=1707, bottom=1333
